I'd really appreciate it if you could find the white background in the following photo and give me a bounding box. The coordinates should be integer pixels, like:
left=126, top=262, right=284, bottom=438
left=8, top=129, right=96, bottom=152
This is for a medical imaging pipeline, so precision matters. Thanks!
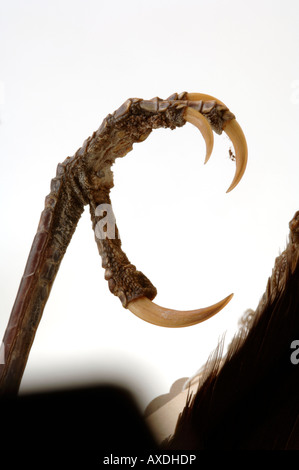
left=0, top=0, right=298, bottom=412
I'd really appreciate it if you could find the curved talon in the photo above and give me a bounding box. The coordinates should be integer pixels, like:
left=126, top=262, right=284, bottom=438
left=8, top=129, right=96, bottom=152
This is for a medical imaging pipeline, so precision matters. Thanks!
left=184, top=107, right=214, bottom=164
left=127, top=293, right=234, bottom=328
left=223, top=119, right=248, bottom=193
left=185, top=92, right=248, bottom=192
left=186, top=92, right=226, bottom=106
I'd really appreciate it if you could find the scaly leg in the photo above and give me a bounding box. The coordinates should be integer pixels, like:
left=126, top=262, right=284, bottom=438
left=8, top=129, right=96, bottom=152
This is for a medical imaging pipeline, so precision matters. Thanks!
left=0, top=92, right=248, bottom=395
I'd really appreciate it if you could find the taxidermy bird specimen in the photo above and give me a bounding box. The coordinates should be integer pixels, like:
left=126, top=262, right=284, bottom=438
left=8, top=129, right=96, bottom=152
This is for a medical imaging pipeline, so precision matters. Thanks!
left=0, top=92, right=247, bottom=396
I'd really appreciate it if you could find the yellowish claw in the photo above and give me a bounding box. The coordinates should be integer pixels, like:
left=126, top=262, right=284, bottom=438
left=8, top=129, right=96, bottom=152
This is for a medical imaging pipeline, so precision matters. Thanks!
left=184, top=107, right=214, bottom=164
left=185, top=93, right=248, bottom=192
left=126, top=92, right=248, bottom=327
left=127, top=293, right=234, bottom=328
left=186, top=92, right=226, bottom=106
left=223, top=119, right=248, bottom=193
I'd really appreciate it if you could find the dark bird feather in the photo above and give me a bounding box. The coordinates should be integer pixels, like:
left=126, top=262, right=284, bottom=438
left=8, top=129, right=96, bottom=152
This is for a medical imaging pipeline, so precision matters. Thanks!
left=163, top=211, right=299, bottom=450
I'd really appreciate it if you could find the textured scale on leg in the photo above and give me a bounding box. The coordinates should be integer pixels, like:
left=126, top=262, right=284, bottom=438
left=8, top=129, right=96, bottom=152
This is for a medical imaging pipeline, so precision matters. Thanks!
left=0, top=92, right=248, bottom=395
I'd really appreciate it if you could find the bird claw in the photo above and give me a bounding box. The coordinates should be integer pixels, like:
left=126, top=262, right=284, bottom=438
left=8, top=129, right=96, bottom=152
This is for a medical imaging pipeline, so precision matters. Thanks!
left=0, top=91, right=249, bottom=397
left=128, top=294, right=234, bottom=328
left=93, top=92, right=248, bottom=327
left=183, top=92, right=248, bottom=193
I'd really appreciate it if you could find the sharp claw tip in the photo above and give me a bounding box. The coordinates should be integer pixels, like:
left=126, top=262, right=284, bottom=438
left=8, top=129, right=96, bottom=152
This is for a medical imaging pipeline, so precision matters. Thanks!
left=127, top=291, right=234, bottom=328
left=226, top=185, right=234, bottom=194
